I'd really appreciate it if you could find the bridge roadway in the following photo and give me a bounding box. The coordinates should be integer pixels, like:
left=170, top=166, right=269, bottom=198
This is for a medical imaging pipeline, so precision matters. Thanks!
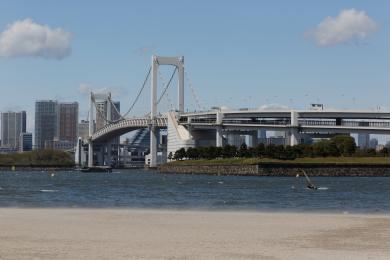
left=91, top=109, right=390, bottom=143
left=91, top=116, right=167, bottom=142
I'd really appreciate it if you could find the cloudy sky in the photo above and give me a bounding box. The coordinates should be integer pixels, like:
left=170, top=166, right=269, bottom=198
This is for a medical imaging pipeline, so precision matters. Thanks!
left=0, top=0, right=389, bottom=135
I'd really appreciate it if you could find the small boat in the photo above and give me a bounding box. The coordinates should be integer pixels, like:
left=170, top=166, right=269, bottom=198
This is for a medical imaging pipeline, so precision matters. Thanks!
left=78, top=166, right=112, bottom=173
left=301, top=170, right=317, bottom=190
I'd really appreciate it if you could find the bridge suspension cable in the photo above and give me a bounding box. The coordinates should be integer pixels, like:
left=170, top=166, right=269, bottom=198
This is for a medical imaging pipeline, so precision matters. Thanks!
left=94, top=66, right=152, bottom=124
left=185, top=70, right=204, bottom=111
left=156, top=67, right=178, bottom=105
left=91, top=65, right=179, bottom=125
left=157, top=69, right=175, bottom=111
left=120, top=66, right=152, bottom=118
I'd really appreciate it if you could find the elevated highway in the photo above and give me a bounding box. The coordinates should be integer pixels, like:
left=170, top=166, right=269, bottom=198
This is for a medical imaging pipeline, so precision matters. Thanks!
left=91, top=108, right=390, bottom=144
left=178, top=109, right=390, bottom=137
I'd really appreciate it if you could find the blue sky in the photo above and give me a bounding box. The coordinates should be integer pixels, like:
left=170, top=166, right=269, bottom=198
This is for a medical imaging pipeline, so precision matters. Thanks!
left=0, top=0, right=389, bottom=134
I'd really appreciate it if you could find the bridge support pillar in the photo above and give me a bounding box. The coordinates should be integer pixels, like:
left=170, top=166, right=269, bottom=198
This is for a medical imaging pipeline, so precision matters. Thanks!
left=216, top=111, right=224, bottom=147
left=88, top=142, right=93, bottom=167
left=289, top=129, right=300, bottom=146
left=178, top=58, right=184, bottom=113
left=150, top=126, right=158, bottom=167
left=88, top=92, right=94, bottom=167
left=289, top=110, right=300, bottom=146
left=248, top=131, right=258, bottom=147
left=150, top=56, right=158, bottom=167
left=216, top=127, right=223, bottom=147
left=106, top=142, right=112, bottom=166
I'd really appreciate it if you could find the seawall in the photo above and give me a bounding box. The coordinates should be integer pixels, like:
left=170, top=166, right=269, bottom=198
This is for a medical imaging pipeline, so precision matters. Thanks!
left=158, top=163, right=390, bottom=176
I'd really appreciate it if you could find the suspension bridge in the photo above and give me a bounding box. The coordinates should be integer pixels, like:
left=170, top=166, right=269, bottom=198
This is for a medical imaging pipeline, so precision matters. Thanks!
left=77, top=55, right=390, bottom=168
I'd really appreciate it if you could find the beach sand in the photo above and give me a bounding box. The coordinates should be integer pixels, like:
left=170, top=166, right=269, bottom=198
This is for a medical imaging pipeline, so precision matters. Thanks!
left=0, top=209, right=389, bottom=259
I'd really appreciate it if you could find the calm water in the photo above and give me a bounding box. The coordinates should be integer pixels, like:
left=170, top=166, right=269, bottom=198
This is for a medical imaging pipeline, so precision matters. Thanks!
left=0, top=169, right=390, bottom=213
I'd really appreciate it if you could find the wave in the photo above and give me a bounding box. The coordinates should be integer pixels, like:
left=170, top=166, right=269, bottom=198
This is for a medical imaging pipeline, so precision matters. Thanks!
left=40, top=189, right=59, bottom=193
left=317, top=187, right=329, bottom=190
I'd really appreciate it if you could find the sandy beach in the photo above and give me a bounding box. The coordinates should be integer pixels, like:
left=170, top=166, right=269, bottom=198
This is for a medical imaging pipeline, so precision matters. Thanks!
left=0, top=209, right=389, bottom=259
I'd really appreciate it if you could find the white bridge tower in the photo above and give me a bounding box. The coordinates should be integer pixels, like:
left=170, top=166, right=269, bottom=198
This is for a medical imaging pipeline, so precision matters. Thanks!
left=150, top=56, right=184, bottom=167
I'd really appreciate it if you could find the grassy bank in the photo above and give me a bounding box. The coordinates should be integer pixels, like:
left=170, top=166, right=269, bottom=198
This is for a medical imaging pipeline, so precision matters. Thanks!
left=168, top=157, right=390, bottom=166
left=0, top=149, right=74, bottom=167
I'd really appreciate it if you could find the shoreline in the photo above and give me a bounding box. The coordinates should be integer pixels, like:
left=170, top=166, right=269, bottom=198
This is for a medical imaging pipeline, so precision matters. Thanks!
left=1, top=208, right=389, bottom=259
left=0, top=166, right=74, bottom=171
left=159, top=162, right=390, bottom=176
left=1, top=206, right=390, bottom=215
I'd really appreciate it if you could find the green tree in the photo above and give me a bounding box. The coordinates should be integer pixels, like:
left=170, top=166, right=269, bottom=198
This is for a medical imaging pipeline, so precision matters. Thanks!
left=186, top=147, right=199, bottom=159
left=379, top=147, right=389, bottom=156
left=222, top=145, right=237, bottom=158
left=313, top=140, right=331, bottom=157
left=331, top=135, right=356, bottom=156
left=238, top=143, right=249, bottom=157
left=168, top=152, right=173, bottom=160
left=174, top=148, right=186, bottom=160
left=254, top=143, right=265, bottom=158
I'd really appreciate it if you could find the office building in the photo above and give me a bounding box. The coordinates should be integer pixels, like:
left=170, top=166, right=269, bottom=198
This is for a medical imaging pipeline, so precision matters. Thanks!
left=58, top=102, right=79, bottom=144
left=0, top=111, right=26, bottom=149
left=19, top=132, right=33, bottom=152
left=35, top=100, right=58, bottom=149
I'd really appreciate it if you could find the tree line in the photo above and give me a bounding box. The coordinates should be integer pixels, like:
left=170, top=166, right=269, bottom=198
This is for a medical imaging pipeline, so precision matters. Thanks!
left=169, top=135, right=390, bottom=161
left=0, top=149, right=74, bottom=167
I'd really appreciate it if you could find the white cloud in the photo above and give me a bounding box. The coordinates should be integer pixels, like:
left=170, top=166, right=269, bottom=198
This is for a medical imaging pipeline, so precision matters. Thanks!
left=305, top=9, right=378, bottom=46
left=0, top=18, right=72, bottom=59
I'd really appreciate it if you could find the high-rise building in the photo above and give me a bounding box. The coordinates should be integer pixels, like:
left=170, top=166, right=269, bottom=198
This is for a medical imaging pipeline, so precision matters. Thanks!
left=358, top=134, right=370, bottom=149
left=58, top=102, right=79, bottom=144
left=1, top=111, right=26, bottom=149
left=19, top=132, right=33, bottom=152
left=35, top=100, right=58, bottom=149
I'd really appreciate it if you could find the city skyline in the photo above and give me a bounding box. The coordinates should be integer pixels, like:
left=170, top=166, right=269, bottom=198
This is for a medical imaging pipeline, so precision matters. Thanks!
left=0, top=1, right=389, bottom=137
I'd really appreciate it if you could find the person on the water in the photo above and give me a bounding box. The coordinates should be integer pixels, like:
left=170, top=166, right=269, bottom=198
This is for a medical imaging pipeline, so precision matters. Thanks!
left=306, top=183, right=317, bottom=190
